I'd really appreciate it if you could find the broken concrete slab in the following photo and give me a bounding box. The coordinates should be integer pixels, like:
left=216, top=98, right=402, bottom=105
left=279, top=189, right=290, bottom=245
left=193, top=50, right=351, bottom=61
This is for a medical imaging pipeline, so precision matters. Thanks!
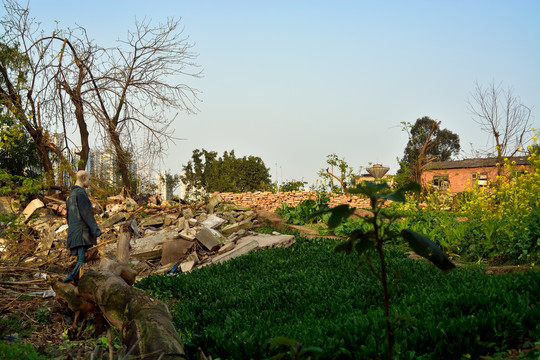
left=217, top=241, right=235, bottom=254
left=140, top=215, right=165, bottom=227
left=163, top=214, right=176, bottom=227
left=200, top=214, right=226, bottom=229
left=227, top=229, right=248, bottom=243
left=131, top=230, right=179, bottom=260
left=221, top=219, right=253, bottom=236
left=179, top=228, right=197, bottom=241
left=101, top=212, right=126, bottom=228
left=21, top=199, right=45, bottom=222
left=182, top=208, right=194, bottom=220
left=160, top=238, right=195, bottom=265
left=175, top=217, right=186, bottom=231
left=180, top=260, right=196, bottom=273
left=211, top=240, right=260, bottom=264
left=237, top=234, right=296, bottom=249
left=196, top=227, right=221, bottom=251
left=185, top=252, right=200, bottom=265
left=187, top=218, right=198, bottom=227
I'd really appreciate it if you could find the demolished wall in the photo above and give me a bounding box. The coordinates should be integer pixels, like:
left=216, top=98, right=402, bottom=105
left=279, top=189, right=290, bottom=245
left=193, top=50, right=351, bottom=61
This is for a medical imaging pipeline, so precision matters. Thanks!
left=215, top=191, right=370, bottom=212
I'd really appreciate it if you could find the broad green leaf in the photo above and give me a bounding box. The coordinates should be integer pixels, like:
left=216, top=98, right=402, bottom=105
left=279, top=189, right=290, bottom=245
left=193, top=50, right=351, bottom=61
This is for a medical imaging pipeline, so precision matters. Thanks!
left=350, top=181, right=390, bottom=197
left=355, top=237, right=375, bottom=254
left=326, top=204, right=355, bottom=228
left=308, top=207, right=332, bottom=220
left=381, top=191, right=406, bottom=203
left=401, top=182, right=422, bottom=193
left=400, top=229, right=456, bottom=272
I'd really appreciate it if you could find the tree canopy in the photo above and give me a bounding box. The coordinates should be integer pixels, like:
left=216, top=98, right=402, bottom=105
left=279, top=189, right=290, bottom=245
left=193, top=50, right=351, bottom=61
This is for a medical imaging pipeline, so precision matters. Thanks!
left=280, top=179, right=308, bottom=192
left=0, top=114, right=41, bottom=178
left=182, top=149, right=272, bottom=194
left=398, top=117, right=460, bottom=185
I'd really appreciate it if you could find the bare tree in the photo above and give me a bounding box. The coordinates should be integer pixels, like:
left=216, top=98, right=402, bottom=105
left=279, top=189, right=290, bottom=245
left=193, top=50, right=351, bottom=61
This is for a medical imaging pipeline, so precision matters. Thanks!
left=468, top=81, right=532, bottom=175
left=86, top=18, right=201, bottom=192
left=2, top=2, right=201, bottom=195
left=48, top=30, right=100, bottom=171
left=0, top=0, right=96, bottom=188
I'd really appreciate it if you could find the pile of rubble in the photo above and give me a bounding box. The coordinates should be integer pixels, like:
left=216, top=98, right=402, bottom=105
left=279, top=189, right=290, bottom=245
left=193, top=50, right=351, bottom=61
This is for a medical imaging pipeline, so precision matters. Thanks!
left=0, top=192, right=295, bottom=298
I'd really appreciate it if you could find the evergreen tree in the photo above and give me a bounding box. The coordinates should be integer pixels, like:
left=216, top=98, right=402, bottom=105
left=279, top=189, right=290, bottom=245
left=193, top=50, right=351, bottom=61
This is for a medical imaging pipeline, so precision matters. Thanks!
left=182, top=149, right=272, bottom=193
left=397, top=117, right=460, bottom=186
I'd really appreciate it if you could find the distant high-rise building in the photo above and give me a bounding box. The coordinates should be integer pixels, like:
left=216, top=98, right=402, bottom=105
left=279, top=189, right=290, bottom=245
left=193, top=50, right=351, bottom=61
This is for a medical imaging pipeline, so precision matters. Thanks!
left=49, top=134, right=137, bottom=188
left=155, top=170, right=172, bottom=201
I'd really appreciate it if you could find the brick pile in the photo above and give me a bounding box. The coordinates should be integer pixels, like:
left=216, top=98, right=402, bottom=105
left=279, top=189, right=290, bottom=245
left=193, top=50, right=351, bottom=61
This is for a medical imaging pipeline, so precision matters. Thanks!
left=215, top=191, right=371, bottom=212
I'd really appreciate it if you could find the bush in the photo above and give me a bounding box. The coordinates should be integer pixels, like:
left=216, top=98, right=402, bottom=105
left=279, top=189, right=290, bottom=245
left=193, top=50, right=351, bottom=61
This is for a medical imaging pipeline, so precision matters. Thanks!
left=274, top=193, right=330, bottom=225
left=456, top=154, right=540, bottom=263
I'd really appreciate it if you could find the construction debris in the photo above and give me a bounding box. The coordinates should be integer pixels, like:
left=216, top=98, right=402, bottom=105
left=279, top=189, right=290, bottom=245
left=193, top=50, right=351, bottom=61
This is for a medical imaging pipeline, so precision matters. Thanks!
left=0, top=190, right=294, bottom=299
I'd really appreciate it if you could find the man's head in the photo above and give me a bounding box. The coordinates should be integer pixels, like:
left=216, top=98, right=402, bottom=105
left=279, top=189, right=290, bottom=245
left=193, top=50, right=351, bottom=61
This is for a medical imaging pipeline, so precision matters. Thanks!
left=75, top=170, right=91, bottom=188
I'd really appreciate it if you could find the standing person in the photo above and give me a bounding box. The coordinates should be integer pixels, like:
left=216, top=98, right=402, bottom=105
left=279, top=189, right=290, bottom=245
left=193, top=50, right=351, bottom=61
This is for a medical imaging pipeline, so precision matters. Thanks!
left=64, top=170, right=102, bottom=283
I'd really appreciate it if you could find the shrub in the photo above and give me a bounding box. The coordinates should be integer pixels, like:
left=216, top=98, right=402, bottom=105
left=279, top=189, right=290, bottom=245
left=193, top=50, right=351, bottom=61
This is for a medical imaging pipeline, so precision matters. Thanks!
left=275, top=193, right=330, bottom=225
left=457, top=153, right=540, bottom=263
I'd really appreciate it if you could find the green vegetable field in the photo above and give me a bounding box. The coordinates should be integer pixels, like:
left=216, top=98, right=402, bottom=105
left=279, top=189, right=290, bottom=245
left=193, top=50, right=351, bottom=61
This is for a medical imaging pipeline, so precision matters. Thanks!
left=136, top=236, right=540, bottom=359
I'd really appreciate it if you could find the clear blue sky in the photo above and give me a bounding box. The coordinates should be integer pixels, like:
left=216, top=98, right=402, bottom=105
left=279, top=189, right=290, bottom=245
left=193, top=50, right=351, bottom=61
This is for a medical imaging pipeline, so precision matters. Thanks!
left=20, top=0, right=540, bottom=185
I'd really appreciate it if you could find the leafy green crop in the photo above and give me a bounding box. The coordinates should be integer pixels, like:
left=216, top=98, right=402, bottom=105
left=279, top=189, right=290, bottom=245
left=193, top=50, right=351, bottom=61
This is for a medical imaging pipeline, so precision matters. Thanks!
left=136, top=237, right=540, bottom=359
left=275, top=193, right=331, bottom=225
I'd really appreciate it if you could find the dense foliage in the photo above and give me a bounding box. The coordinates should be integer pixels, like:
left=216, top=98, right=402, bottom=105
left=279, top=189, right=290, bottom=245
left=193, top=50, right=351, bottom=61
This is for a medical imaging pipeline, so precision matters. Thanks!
left=397, top=117, right=460, bottom=186
left=395, top=152, right=539, bottom=264
left=274, top=193, right=331, bottom=225
left=0, top=169, right=43, bottom=203
left=0, top=114, right=41, bottom=178
left=136, top=237, right=540, bottom=359
left=278, top=152, right=540, bottom=265
left=182, top=149, right=272, bottom=194
left=279, top=179, right=308, bottom=192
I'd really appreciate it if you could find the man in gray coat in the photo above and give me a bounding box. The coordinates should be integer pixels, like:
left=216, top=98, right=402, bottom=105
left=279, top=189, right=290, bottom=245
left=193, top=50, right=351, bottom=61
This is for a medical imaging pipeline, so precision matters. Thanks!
left=64, top=170, right=102, bottom=283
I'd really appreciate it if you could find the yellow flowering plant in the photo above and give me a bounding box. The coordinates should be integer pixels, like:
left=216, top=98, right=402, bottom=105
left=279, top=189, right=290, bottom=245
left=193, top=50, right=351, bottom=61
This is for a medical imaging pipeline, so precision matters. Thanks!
left=458, top=152, right=540, bottom=262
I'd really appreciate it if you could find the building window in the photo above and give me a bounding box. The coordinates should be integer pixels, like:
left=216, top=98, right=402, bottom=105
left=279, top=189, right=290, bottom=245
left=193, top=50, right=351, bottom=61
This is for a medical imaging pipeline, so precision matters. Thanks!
left=472, top=172, right=488, bottom=187
left=432, top=174, right=449, bottom=190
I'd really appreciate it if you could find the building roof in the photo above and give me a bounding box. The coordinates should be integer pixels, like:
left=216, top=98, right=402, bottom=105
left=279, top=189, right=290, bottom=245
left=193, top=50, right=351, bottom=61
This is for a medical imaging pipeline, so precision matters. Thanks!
left=425, top=156, right=530, bottom=170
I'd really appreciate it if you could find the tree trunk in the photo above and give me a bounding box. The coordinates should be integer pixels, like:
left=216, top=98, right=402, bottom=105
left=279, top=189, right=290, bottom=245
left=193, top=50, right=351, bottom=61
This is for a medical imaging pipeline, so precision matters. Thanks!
left=53, top=223, right=185, bottom=359
left=77, top=262, right=186, bottom=360
left=109, top=128, right=132, bottom=191
left=71, top=87, right=90, bottom=171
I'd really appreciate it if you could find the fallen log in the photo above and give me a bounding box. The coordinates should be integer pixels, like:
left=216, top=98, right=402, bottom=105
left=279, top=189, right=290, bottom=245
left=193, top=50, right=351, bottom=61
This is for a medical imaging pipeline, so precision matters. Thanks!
left=53, top=218, right=186, bottom=359
left=76, top=260, right=185, bottom=359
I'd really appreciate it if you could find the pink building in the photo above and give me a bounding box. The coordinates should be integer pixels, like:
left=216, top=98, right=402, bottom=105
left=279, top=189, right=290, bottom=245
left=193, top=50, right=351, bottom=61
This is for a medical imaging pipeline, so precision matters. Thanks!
left=422, top=157, right=530, bottom=194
